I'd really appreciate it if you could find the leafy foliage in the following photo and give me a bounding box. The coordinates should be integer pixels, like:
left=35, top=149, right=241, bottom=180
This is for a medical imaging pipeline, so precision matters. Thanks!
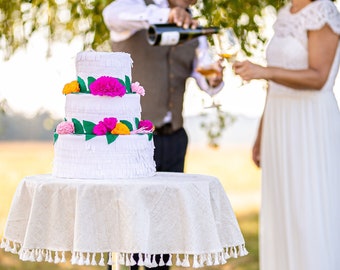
left=197, top=0, right=286, bottom=55
left=0, top=0, right=287, bottom=60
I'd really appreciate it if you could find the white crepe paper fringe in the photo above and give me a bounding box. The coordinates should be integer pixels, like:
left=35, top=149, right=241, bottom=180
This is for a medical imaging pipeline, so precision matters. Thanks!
left=1, top=238, right=248, bottom=268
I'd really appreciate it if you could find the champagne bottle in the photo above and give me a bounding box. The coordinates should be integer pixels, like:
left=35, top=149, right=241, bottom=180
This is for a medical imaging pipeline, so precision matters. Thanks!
left=147, top=24, right=219, bottom=46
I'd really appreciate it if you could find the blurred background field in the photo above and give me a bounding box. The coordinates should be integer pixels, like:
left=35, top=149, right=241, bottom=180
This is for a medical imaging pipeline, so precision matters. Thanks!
left=0, top=130, right=261, bottom=270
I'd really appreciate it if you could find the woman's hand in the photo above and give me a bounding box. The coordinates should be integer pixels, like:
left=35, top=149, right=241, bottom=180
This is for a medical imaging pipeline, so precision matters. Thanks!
left=233, top=60, right=267, bottom=82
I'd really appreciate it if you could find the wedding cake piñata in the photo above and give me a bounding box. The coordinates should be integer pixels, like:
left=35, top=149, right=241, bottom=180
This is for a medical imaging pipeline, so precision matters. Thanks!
left=52, top=51, right=156, bottom=179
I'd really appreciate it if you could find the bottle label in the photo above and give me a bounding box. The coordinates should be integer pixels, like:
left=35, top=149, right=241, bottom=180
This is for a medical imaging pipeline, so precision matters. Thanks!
left=160, top=32, right=180, bottom=46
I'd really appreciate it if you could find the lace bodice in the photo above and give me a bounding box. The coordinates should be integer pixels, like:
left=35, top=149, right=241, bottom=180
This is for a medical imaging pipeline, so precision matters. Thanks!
left=274, top=0, right=340, bottom=48
left=266, top=0, right=340, bottom=92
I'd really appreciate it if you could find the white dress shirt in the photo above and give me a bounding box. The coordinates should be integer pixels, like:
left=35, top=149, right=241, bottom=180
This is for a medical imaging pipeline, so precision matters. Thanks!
left=102, top=0, right=224, bottom=97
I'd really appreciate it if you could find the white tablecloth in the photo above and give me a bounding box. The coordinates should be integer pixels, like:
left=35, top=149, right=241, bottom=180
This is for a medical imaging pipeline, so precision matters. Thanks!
left=1, top=172, right=247, bottom=268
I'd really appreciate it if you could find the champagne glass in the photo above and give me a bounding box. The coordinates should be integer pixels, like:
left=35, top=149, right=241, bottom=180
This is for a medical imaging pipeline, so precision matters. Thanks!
left=213, top=27, right=241, bottom=65
left=195, top=48, right=223, bottom=108
left=213, top=28, right=247, bottom=86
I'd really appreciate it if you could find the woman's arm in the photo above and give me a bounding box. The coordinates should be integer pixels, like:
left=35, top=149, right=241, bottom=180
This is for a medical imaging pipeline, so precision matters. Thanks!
left=234, top=24, right=339, bottom=90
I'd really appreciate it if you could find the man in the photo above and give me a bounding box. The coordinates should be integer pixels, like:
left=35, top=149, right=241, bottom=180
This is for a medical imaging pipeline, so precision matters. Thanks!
left=103, top=0, right=224, bottom=268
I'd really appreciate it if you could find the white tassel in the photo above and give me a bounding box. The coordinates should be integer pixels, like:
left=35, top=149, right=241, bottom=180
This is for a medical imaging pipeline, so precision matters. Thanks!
left=199, top=254, right=206, bottom=266
left=20, top=249, right=27, bottom=261
left=78, top=252, right=84, bottom=265
left=44, top=250, right=49, bottom=262
left=192, top=254, right=200, bottom=268
left=125, top=253, right=131, bottom=266
left=99, top=253, right=105, bottom=266
left=151, top=254, right=158, bottom=267
left=214, top=252, right=219, bottom=265
left=232, top=247, right=237, bottom=258
left=159, top=254, right=165, bottom=266
left=224, top=249, right=230, bottom=260
left=71, top=252, right=78, bottom=264
left=144, top=254, right=152, bottom=268
left=4, top=239, right=11, bottom=252
left=48, top=250, right=54, bottom=263
left=91, top=253, right=97, bottom=265
left=85, top=252, right=91, bottom=265
left=176, top=254, right=181, bottom=266
left=29, top=250, right=36, bottom=262
left=61, top=251, right=66, bottom=263
left=54, top=251, right=61, bottom=263
left=0, top=239, right=5, bottom=249
left=239, top=245, right=249, bottom=256
left=11, top=242, right=18, bottom=253
left=206, top=253, right=213, bottom=266
left=129, top=253, right=136, bottom=265
left=166, top=254, right=172, bottom=266
left=181, top=254, right=190, bottom=267
left=118, top=253, right=125, bottom=265
left=37, top=249, right=43, bottom=262
left=107, top=252, right=112, bottom=265
left=220, top=251, right=227, bottom=264
left=137, top=253, right=144, bottom=266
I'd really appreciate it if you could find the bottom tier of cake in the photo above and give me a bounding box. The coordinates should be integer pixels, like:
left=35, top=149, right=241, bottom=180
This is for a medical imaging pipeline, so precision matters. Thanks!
left=53, top=134, right=156, bottom=179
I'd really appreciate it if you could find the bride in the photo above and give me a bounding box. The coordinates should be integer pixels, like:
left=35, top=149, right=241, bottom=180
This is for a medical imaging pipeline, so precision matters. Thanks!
left=234, top=0, right=340, bottom=269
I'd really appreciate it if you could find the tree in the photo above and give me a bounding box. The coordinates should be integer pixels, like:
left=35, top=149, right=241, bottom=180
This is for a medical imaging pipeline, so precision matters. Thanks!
left=0, top=0, right=286, bottom=61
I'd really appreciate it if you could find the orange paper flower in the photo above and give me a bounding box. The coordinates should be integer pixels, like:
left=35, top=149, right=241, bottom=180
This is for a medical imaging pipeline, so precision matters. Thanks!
left=62, top=81, right=80, bottom=95
left=111, top=122, right=130, bottom=135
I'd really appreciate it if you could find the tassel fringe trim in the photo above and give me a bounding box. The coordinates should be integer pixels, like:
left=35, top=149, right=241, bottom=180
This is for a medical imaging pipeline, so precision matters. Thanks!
left=0, top=238, right=248, bottom=268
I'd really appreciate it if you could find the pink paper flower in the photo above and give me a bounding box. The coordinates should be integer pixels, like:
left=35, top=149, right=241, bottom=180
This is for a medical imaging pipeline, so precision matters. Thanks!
left=138, top=120, right=154, bottom=131
left=103, top=117, right=118, bottom=130
left=131, top=82, right=145, bottom=96
left=56, top=121, right=75, bottom=134
left=93, top=121, right=108, bottom=135
left=89, top=76, right=126, bottom=97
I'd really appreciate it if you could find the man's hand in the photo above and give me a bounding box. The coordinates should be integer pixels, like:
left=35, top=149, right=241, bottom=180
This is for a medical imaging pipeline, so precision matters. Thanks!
left=205, top=60, right=224, bottom=88
left=168, top=7, right=198, bottom=29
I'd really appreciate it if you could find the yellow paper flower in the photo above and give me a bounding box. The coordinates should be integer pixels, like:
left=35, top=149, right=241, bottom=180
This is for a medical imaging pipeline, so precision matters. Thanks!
left=62, top=80, right=80, bottom=95
left=111, top=122, right=130, bottom=135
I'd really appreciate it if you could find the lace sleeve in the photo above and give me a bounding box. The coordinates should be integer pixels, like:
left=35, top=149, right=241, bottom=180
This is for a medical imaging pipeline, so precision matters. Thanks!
left=303, top=1, right=340, bottom=34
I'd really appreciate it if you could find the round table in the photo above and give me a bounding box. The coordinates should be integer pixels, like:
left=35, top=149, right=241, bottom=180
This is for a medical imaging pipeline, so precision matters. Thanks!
left=1, top=172, right=247, bottom=268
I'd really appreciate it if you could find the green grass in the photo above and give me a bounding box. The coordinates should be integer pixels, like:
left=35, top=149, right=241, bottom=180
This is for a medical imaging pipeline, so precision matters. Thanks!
left=0, top=142, right=261, bottom=270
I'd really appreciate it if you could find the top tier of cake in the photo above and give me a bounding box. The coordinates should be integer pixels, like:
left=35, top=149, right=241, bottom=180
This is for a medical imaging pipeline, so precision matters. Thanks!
left=76, top=51, right=132, bottom=82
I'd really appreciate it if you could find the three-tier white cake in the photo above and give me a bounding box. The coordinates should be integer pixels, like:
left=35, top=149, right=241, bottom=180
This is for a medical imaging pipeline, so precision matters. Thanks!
left=52, top=51, right=156, bottom=179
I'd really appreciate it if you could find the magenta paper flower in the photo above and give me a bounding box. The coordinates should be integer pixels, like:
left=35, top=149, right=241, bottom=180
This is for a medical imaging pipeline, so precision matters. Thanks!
left=56, top=121, right=75, bottom=134
left=93, top=121, right=109, bottom=135
left=131, top=82, right=145, bottom=96
left=138, top=120, right=154, bottom=131
left=89, top=76, right=126, bottom=97
left=103, top=117, right=118, bottom=130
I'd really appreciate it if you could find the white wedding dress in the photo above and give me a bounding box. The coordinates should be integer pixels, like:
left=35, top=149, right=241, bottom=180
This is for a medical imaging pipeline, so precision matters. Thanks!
left=260, top=1, right=340, bottom=270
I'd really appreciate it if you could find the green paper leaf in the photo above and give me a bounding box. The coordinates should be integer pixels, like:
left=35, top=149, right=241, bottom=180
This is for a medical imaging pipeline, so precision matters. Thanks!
left=83, top=120, right=96, bottom=134
left=54, top=133, right=59, bottom=144
left=85, top=134, right=96, bottom=141
left=72, top=118, right=84, bottom=134
left=120, top=120, right=133, bottom=131
left=148, top=133, right=153, bottom=141
left=135, top=118, right=140, bottom=129
left=117, top=78, right=126, bottom=88
left=88, top=76, right=96, bottom=91
left=125, top=75, right=131, bottom=93
left=106, top=134, right=119, bottom=144
left=77, top=76, right=87, bottom=93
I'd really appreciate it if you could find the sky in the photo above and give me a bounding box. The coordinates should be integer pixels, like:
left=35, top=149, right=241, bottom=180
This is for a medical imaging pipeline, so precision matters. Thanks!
left=1, top=6, right=339, bottom=120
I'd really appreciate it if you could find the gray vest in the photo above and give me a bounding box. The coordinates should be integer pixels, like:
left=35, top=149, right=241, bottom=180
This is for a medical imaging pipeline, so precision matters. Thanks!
left=110, top=4, right=198, bottom=130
